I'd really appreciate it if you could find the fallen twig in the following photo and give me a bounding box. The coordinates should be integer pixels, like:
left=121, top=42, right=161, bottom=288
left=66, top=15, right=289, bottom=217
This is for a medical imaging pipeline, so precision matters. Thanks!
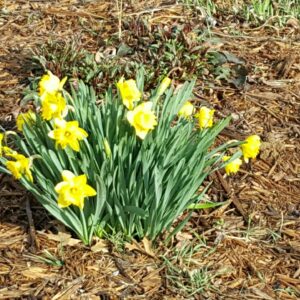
left=216, top=171, right=248, bottom=222
left=25, top=196, right=38, bottom=252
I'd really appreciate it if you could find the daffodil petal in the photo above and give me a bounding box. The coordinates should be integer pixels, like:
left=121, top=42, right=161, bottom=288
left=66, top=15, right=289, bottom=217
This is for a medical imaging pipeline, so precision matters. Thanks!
left=127, top=111, right=134, bottom=125
left=83, top=185, right=97, bottom=197
left=59, top=76, right=68, bottom=90
left=48, top=131, right=55, bottom=139
left=61, top=170, right=75, bottom=181
left=54, top=181, right=69, bottom=193
left=74, top=174, right=87, bottom=186
left=57, top=193, right=71, bottom=208
left=136, top=129, right=148, bottom=140
left=142, top=102, right=153, bottom=111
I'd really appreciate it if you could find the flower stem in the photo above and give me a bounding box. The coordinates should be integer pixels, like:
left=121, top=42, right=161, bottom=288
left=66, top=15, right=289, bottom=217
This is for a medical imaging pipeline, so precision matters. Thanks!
left=80, top=209, right=89, bottom=245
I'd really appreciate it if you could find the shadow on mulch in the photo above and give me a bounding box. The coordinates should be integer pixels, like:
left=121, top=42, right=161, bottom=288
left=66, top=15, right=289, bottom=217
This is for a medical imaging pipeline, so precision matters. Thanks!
left=0, top=175, right=52, bottom=231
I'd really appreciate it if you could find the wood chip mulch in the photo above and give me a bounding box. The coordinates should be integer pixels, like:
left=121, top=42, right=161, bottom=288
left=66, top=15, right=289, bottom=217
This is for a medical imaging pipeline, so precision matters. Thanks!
left=0, top=1, right=299, bottom=299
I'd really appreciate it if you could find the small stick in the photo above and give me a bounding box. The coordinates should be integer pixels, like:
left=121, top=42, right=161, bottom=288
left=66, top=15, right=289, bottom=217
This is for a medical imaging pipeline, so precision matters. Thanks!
left=25, top=196, right=38, bottom=252
left=116, top=0, right=123, bottom=40
left=216, top=171, right=248, bottom=222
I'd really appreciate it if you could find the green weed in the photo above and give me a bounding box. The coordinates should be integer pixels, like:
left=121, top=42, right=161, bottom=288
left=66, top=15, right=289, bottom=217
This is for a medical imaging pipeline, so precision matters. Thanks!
left=244, top=0, right=300, bottom=26
left=180, top=0, right=300, bottom=26
left=161, top=237, right=216, bottom=297
left=25, top=249, right=64, bottom=267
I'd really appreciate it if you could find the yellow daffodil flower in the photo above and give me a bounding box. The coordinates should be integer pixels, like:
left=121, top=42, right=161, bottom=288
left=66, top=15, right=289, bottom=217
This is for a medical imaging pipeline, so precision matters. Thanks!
left=241, top=135, right=261, bottom=163
left=6, top=153, right=33, bottom=182
left=196, top=106, right=215, bottom=129
left=117, top=78, right=141, bottom=110
left=0, top=133, right=3, bottom=156
left=55, top=170, right=97, bottom=210
left=41, top=92, right=66, bottom=121
left=223, top=155, right=242, bottom=175
left=157, top=77, right=171, bottom=96
left=39, top=71, right=67, bottom=96
left=48, top=119, right=88, bottom=152
left=127, top=102, right=157, bottom=139
left=0, top=133, right=16, bottom=157
left=16, top=110, right=36, bottom=132
left=3, top=146, right=17, bottom=156
left=178, top=101, right=194, bottom=118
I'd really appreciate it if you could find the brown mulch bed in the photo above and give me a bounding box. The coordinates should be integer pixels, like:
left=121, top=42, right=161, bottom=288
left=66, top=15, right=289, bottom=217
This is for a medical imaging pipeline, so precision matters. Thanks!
left=0, top=1, right=300, bottom=299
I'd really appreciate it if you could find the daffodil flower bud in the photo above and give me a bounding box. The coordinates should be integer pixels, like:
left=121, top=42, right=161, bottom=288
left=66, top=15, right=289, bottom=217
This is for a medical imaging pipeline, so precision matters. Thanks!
left=157, top=77, right=171, bottom=96
left=178, top=101, right=194, bottom=118
left=103, top=138, right=112, bottom=158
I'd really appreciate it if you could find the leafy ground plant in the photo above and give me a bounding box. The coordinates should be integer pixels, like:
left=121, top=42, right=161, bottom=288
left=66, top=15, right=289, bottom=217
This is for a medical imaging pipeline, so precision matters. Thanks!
left=0, top=70, right=260, bottom=245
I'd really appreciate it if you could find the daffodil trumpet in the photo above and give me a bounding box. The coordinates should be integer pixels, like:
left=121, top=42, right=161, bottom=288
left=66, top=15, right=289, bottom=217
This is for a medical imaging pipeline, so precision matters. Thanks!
left=39, top=71, right=67, bottom=96
left=241, top=135, right=261, bottom=163
left=117, top=77, right=141, bottom=110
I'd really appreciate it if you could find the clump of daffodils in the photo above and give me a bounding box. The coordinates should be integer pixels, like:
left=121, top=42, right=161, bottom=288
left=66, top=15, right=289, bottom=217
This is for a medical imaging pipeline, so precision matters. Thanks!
left=0, top=70, right=261, bottom=245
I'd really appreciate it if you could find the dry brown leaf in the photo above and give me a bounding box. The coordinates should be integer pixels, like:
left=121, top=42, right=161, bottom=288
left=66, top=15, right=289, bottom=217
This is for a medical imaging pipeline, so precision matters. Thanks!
left=95, top=50, right=102, bottom=63
left=142, top=237, right=155, bottom=257
left=37, top=231, right=81, bottom=247
left=176, top=231, right=193, bottom=241
left=286, top=17, right=300, bottom=29
left=125, top=239, right=156, bottom=258
left=125, top=241, right=140, bottom=252
left=91, top=239, right=109, bottom=253
left=140, top=269, right=162, bottom=292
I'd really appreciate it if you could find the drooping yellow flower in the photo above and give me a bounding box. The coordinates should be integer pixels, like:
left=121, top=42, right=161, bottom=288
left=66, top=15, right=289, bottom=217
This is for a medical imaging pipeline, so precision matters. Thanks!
left=127, top=102, right=157, bottom=139
left=196, top=106, right=215, bottom=129
left=223, top=155, right=242, bottom=175
left=39, top=71, right=67, bottom=96
left=157, top=77, right=171, bottom=96
left=241, top=135, right=261, bottom=163
left=3, top=146, right=17, bottom=156
left=117, top=78, right=141, bottom=110
left=48, top=119, right=88, bottom=152
left=0, top=132, right=18, bottom=157
left=178, top=101, right=194, bottom=118
left=41, top=92, right=66, bottom=121
left=6, top=153, right=33, bottom=182
left=55, top=170, right=97, bottom=210
left=16, top=110, right=36, bottom=132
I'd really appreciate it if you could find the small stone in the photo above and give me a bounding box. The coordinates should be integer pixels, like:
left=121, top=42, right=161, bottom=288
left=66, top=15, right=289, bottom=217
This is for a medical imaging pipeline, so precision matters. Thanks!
left=231, top=112, right=240, bottom=121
